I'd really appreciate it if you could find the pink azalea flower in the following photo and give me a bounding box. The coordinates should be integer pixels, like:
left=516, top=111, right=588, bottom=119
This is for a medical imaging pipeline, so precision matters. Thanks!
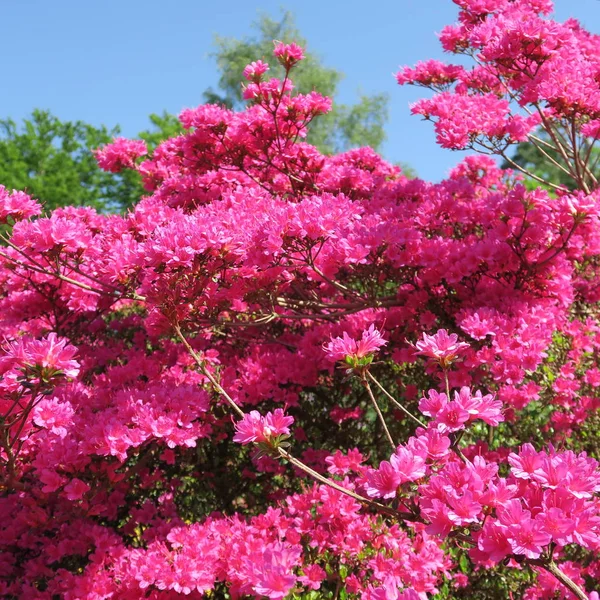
left=263, top=409, right=294, bottom=438
left=508, top=444, right=544, bottom=480
left=243, top=60, right=270, bottom=82
left=364, top=461, right=403, bottom=499
left=412, top=329, right=470, bottom=367
left=418, top=390, right=448, bottom=417
left=447, top=490, right=482, bottom=525
left=299, top=564, right=326, bottom=591
left=507, top=517, right=552, bottom=559
left=0, top=186, right=41, bottom=223
left=390, top=447, right=426, bottom=482
left=233, top=409, right=294, bottom=445
left=95, top=137, right=147, bottom=173
left=452, top=387, right=504, bottom=427
left=476, top=521, right=512, bottom=563
left=39, top=469, right=67, bottom=493
left=324, top=324, right=387, bottom=365
left=273, top=41, right=305, bottom=68
left=434, top=401, right=470, bottom=433
left=2, top=333, right=80, bottom=381
left=62, top=478, right=90, bottom=501
left=233, top=411, right=266, bottom=444
left=32, top=397, right=74, bottom=437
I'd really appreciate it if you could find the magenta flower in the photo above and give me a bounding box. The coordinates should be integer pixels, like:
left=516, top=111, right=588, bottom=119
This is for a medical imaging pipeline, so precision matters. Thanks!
left=1, top=333, right=80, bottom=383
left=263, top=409, right=294, bottom=438
left=234, top=409, right=294, bottom=445
left=477, top=521, right=512, bottom=563
left=364, top=461, right=402, bottom=499
left=412, top=329, right=470, bottom=367
left=243, top=60, right=270, bottom=82
left=434, top=401, right=470, bottom=433
left=95, top=137, right=147, bottom=173
left=233, top=411, right=267, bottom=444
left=0, top=186, right=41, bottom=223
left=390, top=447, right=426, bottom=482
left=273, top=41, right=305, bottom=68
left=62, top=478, right=91, bottom=501
left=298, top=564, right=326, bottom=591
left=447, top=490, right=482, bottom=525
left=418, top=389, right=448, bottom=417
left=507, top=517, right=552, bottom=559
left=324, top=324, right=387, bottom=367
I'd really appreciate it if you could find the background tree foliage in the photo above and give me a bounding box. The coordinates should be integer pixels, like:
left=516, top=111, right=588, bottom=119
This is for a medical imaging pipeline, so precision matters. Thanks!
left=0, top=110, right=181, bottom=213
left=0, top=110, right=136, bottom=212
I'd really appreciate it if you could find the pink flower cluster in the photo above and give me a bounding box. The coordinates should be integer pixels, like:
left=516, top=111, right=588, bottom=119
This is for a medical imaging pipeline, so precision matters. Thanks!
left=95, top=137, right=147, bottom=172
left=234, top=409, right=294, bottom=445
left=0, top=11, right=600, bottom=598
left=0, top=332, right=80, bottom=386
left=324, top=324, right=387, bottom=365
left=412, top=329, right=470, bottom=367
left=0, top=186, right=41, bottom=223
left=419, top=387, right=504, bottom=432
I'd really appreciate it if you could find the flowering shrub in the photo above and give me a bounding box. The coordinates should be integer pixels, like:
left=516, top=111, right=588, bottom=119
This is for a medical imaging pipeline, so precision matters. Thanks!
left=2, top=3, right=600, bottom=598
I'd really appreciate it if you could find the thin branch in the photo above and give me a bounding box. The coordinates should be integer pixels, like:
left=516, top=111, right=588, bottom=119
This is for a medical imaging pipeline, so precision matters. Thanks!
left=499, top=153, right=565, bottom=191
left=362, top=377, right=396, bottom=449
left=173, top=323, right=245, bottom=418
left=366, top=372, right=426, bottom=428
left=277, top=447, right=413, bottom=520
left=540, top=562, right=589, bottom=600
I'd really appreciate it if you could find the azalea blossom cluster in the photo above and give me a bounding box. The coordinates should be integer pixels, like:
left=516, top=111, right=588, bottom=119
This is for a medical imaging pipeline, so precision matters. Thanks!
left=1, top=2, right=600, bottom=598
left=398, top=0, right=600, bottom=194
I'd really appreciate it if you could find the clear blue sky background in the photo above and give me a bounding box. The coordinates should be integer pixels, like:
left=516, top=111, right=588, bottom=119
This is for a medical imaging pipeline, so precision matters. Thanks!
left=1, top=0, right=599, bottom=182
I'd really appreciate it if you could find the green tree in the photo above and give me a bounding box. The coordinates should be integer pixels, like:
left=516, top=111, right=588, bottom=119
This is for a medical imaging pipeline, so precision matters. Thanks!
left=0, top=110, right=183, bottom=213
left=203, top=10, right=389, bottom=154
left=0, top=110, right=126, bottom=212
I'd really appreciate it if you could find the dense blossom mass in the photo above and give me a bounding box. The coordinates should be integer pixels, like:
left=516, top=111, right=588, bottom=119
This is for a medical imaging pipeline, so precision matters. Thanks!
left=2, top=3, right=600, bottom=598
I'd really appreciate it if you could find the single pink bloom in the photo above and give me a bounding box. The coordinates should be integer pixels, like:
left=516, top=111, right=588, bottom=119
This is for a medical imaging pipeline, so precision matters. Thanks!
left=233, top=411, right=267, bottom=445
left=273, top=41, right=305, bottom=67
left=234, top=409, right=294, bottom=445
left=539, top=507, right=575, bottom=546
left=477, top=521, right=512, bottom=563
left=62, top=478, right=90, bottom=501
left=39, top=469, right=67, bottom=493
left=507, top=517, right=551, bottom=559
left=390, top=447, right=426, bottom=482
left=434, top=401, right=470, bottom=433
left=364, top=461, right=402, bottom=499
left=299, top=564, right=326, bottom=591
left=324, top=324, right=387, bottom=363
left=419, top=389, right=448, bottom=417
left=413, top=329, right=470, bottom=367
left=20, top=333, right=80, bottom=379
left=243, top=60, right=270, bottom=82
left=263, top=409, right=294, bottom=438
left=508, top=443, right=544, bottom=480
left=447, top=490, right=482, bottom=525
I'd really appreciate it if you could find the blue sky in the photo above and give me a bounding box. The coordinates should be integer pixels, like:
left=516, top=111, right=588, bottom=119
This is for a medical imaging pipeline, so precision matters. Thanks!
left=1, top=0, right=599, bottom=182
